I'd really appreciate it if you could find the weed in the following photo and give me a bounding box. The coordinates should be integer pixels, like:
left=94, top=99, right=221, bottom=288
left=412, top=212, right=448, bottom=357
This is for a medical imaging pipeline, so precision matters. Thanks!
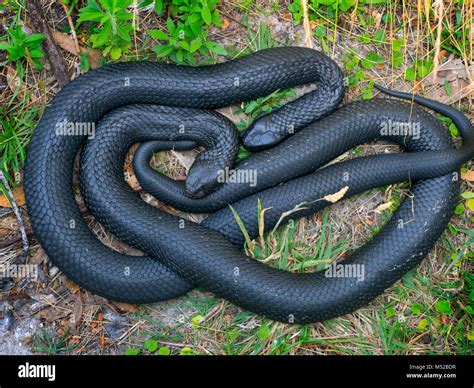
left=77, top=0, right=135, bottom=59
left=0, top=23, right=44, bottom=70
left=148, top=0, right=226, bottom=64
left=32, top=330, right=76, bottom=355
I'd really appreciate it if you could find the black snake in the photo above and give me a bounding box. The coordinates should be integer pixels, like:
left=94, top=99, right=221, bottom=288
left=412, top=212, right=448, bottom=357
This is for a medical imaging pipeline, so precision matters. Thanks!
left=24, top=47, right=473, bottom=323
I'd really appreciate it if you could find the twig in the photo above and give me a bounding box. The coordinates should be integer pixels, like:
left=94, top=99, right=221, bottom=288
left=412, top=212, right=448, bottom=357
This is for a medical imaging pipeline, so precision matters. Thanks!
left=61, top=1, right=81, bottom=55
left=432, top=0, right=445, bottom=83
left=301, top=0, right=313, bottom=49
left=0, top=172, right=29, bottom=257
left=0, top=228, right=33, bottom=249
left=26, top=0, right=70, bottom=88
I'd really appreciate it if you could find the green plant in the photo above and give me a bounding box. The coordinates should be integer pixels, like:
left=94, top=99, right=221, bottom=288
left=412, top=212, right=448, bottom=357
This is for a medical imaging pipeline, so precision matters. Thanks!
left=0, top=24, right=44, bottom=69
left=77, top=0, right=134, bottom=59
left=147, top=0, right=226, bottom=64
left=404, top=58, right=434, bottom=81
left=0, top=100, right=42, bottom=188
left=32, top=330, right=76, bottom=355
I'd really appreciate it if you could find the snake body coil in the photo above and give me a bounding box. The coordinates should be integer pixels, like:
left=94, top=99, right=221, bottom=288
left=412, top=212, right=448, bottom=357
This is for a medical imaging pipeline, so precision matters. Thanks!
left=24, top=47, right=473, bottom=323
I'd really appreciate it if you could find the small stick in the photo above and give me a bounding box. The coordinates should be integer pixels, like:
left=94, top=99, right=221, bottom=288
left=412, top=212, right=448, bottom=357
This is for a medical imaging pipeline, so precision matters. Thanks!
left=0, top=172, right=29, bottom=257
left=301, top=0, right=313, bottom=49
left=26, top=0, right=70, bottom=88
left=61, top=1, right=81, bottom=55
left=432, top=0, right=445, bottom=83
left=0, top=228, right=33, bottom=249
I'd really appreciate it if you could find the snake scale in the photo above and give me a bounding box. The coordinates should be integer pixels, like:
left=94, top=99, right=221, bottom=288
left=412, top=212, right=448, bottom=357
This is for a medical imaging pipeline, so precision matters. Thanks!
left=24, top=47, right=473, bottom=323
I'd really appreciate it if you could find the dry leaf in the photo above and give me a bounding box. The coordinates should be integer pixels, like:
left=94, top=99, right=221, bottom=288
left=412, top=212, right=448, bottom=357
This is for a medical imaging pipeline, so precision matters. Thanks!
left=63, top=278, right=81, bottom=294
left=29, top=247, right=47, bottom=266
left=373, top=201, right=393, bottom=214
left=461, top=170, right=474, bottom=182
left=324, top=186, right=349, bottom=203
left=221, top=18, right=230, bottom=30
left=72, top=293, right=83, bottom=329
left=124, top=165, right=140, bottom=190
left=35, top=306, right=70, bottom=322
left=0, top=186, right=25, bottom=208
left=171, top=150, right=196, bottom=172
left=53, top=31, right=78, bottom=54
left=426, top=58, right=472, bottom=85
left=112, top=301, right=139, bottom=313
left=53, top=31, right=101, bottom=69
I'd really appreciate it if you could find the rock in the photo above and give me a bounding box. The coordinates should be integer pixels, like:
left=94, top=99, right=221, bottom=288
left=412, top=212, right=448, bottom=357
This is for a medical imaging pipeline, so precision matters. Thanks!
left=0, top=303, right=14, bottom=333
left=0, top=276, right=14, bottom=291
left=0, top=315, right=41, bottom=355
left=103, top=308, right=129, bottom=341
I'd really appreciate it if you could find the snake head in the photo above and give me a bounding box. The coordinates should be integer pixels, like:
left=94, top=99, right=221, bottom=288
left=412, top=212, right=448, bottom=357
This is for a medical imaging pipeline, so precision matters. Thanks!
left=242, top=114, right=283, bottom=152
left=185, top=161, right=223, bottom=198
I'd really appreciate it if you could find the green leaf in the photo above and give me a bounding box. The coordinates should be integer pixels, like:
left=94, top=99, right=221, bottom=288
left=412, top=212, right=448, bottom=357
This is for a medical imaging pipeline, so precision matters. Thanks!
left=444, top=80, right=452, bottom=96
left=418, top=63, right=431, bottom=78
left=411, top=303, right=424, bottom=315
left=385, top=307, right=395, bottom=317
left=152, top=44, right=174, bottom=57
left=166, top=17, right=176, bottom=34
left=178, top=40, right=190, bottom=51
left=179, top=347, right=195, bottom=355
left=25, top=33, right=45, bottom=43
left=417, top=318, right=429, bottom=331
left=91, top=23, right=112, bottom=47
left=154, top=0, right=164, bottom=14
left=461, top=192, right=474, bottom=199
left=454, top=203, right=465, bottom=215
left=158, top=346, right=171, bottom=355
left=361, top=51, right=383, bottom=69
left=28, top=49, right=44, bottom=59
left=110, top=46, right=122, bottom=59
left=116, top=25, right=132, bottom=42
left=373, top=30, right=386, bottom=44
left=144, top=339, right=158, bottom=353
left=391, top=51, right=403, bottom=68
left=125, top=348, right=140, bottom=355
left=191, top=314, right=204, bottom=329
left=204, top=41, right=227, bottom=56
left=391, top=38, right=404, bottom=51
left=435, top=300, right=453, bottom=315
left=176, top=48, right=184, bottom=63
left=226, top=328, right=239, bottom=341
left=257, top=325, right=271, bottom=340
left=189, top=39, right=202, bottom=53
left=148, top=29, right=170, bottom=40
left=467, top=198, right=474, bottom=211
left=314, top=25, right=326, bottom=38
left=201, top=6, right=212, bottom=25
left=188, top=12, right=202, bottom=24
left=340, top=0, right=356, bottom=12
left=77, top=6, right=106, bottom=24
left=404, top=67, right=416, bottom=81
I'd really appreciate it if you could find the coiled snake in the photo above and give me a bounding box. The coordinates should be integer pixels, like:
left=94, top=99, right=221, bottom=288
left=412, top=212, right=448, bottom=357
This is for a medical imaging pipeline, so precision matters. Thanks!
left=24, top=47, right=473, bottom=323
